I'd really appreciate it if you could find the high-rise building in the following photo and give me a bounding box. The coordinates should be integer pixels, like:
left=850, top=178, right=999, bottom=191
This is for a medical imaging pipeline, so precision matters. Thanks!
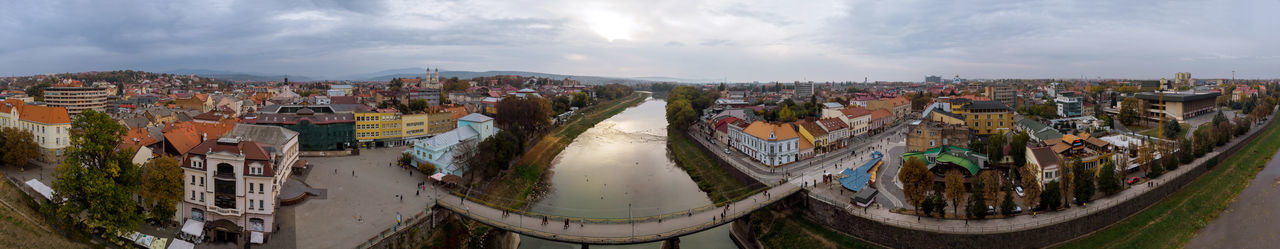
left=1175, top=72, right=1192, bottom=87
left=925, top=75, right=942, bottom=83
left=794, top=81, right=814, bottom=101
left=44, top=86, right=111, bottom=115
left=984, top=84, right=1016, bottom=109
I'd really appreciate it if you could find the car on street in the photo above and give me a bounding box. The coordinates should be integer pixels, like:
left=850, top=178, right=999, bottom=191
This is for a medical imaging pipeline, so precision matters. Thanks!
left=1127, top=177, right=1141, bottom=184
left=724, top=148, right=732, bottom=155
left=1015, top=186, right=1025, bottom=197
left=1012, top=206, right=1023, bottom=214
left=987, top=205, right=996, bottom=215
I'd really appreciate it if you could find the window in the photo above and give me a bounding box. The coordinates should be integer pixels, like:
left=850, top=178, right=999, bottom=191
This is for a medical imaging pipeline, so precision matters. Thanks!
left=191, top=175, right=196, bottom=185
left=249, top=183, right=254, bottom=193
left=259, top=200, right=265, bottom=210
left=200, top=177, right=204, bottom=187
left=259, top=183, right=264, bottom=194
left=191, top=190, right=196, bottom=200
left=199, top=192, right=204, bottom=202
left=249, top=198, right=254, bottom=209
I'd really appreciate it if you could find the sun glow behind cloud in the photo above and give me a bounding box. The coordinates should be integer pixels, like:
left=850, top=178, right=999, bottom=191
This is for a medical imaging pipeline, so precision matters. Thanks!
left=584, top=11, right=636, bottom=42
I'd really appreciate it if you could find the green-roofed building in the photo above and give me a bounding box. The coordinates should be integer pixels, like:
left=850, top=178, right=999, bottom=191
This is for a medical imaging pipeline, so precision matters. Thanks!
left=901, top=145, right=990, bottom=179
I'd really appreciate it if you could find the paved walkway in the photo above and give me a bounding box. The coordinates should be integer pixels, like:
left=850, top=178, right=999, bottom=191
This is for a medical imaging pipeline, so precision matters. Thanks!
left=1185, top=138, right=1280, bottom=249
left=439, top=182, right=802, bottom=244
left=291, top=147, right=440, bottom=249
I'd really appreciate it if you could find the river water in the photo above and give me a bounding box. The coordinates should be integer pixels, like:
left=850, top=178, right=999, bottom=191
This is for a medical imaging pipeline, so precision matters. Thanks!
left=517, top=97, right=737, bottom=249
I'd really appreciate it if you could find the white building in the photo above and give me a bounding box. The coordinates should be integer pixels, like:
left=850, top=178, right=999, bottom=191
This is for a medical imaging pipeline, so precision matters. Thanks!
left=730, top=121, right=799, bottom=166
left=404, top=113, right=498, bottom=175
left=180, top=124, right=299, bottom=244
left=0, top=100, right=72, bottom=163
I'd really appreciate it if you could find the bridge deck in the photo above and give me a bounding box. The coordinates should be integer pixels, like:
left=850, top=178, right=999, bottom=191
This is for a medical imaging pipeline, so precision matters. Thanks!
left=437, top=182, right=803, bottom=245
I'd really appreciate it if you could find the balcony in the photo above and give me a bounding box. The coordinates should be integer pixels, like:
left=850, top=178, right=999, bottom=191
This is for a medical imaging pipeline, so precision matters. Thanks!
left=209, top=206, right=240, bottom=216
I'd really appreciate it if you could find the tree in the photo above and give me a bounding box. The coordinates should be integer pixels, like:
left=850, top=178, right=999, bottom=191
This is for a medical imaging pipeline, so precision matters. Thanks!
left=418, top=161, right=438, bottom=175
left=495, top=95, right=553, bottom=140
left=945, top=169, right=966, bottom=218
left=140, top=156, right=183, bottom=221
left=980, top=171, right=1002, bottom=202
left=51, top=110, right=143, bottom=234
left=1000, top=190, right=1016, bottom=216
left=968, top=138, right=985, bottom=154
left=899, top=157, right=932, bottom=218
left=1010, top=131, right=1031, bottom=166
left=967, top=179, right=988, bottom=219
left=1042, top=180, right=1062, bottom=210
left=718, top=83, right=726, bottom=91
left=1072, top=159, right=1094, bottom=205
left=986, top=134, right=1008, bottom=165
left=777, top=107, right=796, bottom=122
left=452, top=139, right=486, bottom=181
left=406, top=99, right=430, bottom=113
left=1178, top=138, right=1194, bottom=164
left=1, top=128, right=39, bottom=168
left=398, top=153, right=414, bottom=167
left=1119, top=98, right=1143, bottom=125
left=1162, top=120, right=1182, bottom=139
left=1019, top=166, right=1042, bottom=208
left=666, top=100, right=697, bottom=131
left=1097, top=159, right=1120, bottom=196
left=931, top=193, right=947, bottom=218
left=571, top=92, right=590, bottom=108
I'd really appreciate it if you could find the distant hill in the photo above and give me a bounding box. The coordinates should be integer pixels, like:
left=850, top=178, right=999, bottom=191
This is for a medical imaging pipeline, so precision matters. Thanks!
left=164, top=69, right=313, bottom=82
left=364, top=70, right=668, bottom=85
left=630, top=76, right=721, bottom=83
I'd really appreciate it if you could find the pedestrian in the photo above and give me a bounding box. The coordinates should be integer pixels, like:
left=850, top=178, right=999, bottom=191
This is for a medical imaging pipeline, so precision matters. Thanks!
left=416, top=190, right=420, bottom=196
left=352, top=170, right=355, bottom=176
left=335, top=168, right=338, bottom=174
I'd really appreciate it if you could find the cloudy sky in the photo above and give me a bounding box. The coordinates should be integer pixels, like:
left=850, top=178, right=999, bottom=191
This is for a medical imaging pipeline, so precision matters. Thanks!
left=2, top=0, right=1277, bottom=82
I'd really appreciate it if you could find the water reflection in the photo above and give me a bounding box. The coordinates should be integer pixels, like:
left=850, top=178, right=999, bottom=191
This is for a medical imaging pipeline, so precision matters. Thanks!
left=518, top=98, right=736, bottom=249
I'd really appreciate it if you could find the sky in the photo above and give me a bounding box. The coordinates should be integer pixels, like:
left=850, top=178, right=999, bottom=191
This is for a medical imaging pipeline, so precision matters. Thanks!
left=2, top=0, right=1278, bottom=82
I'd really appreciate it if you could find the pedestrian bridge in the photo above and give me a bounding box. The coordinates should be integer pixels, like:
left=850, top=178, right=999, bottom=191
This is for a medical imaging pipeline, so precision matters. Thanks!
left=435, top=182, right=804, bottom=245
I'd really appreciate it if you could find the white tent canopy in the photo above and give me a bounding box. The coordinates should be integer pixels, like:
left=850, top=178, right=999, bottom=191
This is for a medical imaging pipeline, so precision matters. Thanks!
left=430, top=173, right=446, bottom=181
left=24, top=179, right=55, bottom=201
left=167, top=239, right=194, bottom=249
left=250, top=231, right=264, bottom=244
left=181, top=219, right=204, bottom=237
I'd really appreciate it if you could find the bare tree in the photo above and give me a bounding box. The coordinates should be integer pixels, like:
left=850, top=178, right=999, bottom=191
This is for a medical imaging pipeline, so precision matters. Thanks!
left=452, top=139, right=485, bottom=181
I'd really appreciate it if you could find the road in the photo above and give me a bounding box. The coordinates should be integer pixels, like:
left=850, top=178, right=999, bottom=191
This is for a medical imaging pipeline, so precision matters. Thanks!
left=689, top=123, right=910, bottom=208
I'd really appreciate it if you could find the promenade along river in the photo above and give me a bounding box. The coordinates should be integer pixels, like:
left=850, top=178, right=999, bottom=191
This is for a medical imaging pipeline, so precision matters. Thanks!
left=518, top=97, right=736, bottom=249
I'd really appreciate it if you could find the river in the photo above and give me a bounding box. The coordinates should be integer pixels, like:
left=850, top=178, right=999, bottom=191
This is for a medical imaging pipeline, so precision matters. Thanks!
left=517, top=97, right=737, bottom=249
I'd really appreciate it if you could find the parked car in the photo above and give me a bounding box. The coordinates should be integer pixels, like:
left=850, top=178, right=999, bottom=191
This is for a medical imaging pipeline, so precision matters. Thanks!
left=1011, top=206, right=1023, bottom=214
left=1015, top=186, right=1025, bottom=197
left=987, top=205, right=996, bottom=215
left=724, top=148, right=732, bottom=155
left=1127, top=177, right=1141, bottom=184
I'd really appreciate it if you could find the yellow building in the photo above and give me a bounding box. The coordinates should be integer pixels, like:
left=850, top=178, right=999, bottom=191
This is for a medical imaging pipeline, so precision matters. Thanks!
left=958, top=101, right=1014, bottom=135
left=401, top=111, right=456, bottom=140
left=355, top=109, right=403, bottom=147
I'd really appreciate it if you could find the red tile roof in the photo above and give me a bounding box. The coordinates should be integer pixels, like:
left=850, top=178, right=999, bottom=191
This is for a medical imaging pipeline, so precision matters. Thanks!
left=120, top=127, right=159, bottom=150
left=0, top=101, right=71, bottom=124
left=840, top=106, right=871, bottom=118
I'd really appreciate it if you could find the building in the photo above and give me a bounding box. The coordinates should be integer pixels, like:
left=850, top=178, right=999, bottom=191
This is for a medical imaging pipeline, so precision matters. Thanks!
left=1025, top=146, right=1062, bottom=188
left=1046, top=133, right=1115, bottom=173
left=1132, top=91, right=1220, bottom=122
left=957, top=100, right=1014, bottom=135
left=180, top=127, right=298, bottom=244
left=901, top=146, right=989, bottom=179
left=328, top=85, right=354, bottom=96
left=1055, top=92, right=1083, bottom=117
left=906, top=120, right=971, bottom=152
left=354, top=109, right=403, bottom=148
left=401, top=111, right=456, bottom=140
left=243, top=106, right=355, bottom=151
left=794, top=81, right=814, bottom=101
left=44, top=86, right=111, bottom=115
left=830, top=107, right=872, bottom=137
left=0, top=100, right=71, bottom=163
left=926, top=75, right=943, bottom=83
left=984, top=84, right=1016, bottom=109
left=795, top=120, right=830, bottom=153
left=1014, top=117, right=1064, bottom=143
left=407, top=88, right=442, bottom=106
left=865, top=97, right=911, bottom=123
left=1175, top=72, right=1192, bottom=88
left=731, top=121, right=799, bottom=166
left=816, top=118, right=849, bottom=150
left=404, top=113, right=498, bottom=175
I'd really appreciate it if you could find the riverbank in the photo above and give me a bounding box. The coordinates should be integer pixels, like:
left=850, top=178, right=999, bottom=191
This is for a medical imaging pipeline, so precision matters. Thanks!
left=1057, top=118, right=1280, bottom=249
left=752, top=208, right=883, bottom=249
left=477, top=92, right=649, bottom=209
left=0, top=173, right=87, bottom=249
left=667, top=129, right=754, bottom=204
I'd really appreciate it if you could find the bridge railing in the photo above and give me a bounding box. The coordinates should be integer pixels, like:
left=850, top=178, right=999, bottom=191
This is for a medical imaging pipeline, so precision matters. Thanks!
left=437, top=188, right=786, bottom=244
left=444, top=182, right=800, bottom=225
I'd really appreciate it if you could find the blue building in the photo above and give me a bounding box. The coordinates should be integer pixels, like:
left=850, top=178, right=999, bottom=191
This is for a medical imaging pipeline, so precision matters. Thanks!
left=404, top=113, right=497, bottom=176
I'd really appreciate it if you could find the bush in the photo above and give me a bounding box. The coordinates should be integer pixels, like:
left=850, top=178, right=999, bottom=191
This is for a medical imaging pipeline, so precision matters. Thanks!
left=1042, top=180, right=1062, bottom=210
